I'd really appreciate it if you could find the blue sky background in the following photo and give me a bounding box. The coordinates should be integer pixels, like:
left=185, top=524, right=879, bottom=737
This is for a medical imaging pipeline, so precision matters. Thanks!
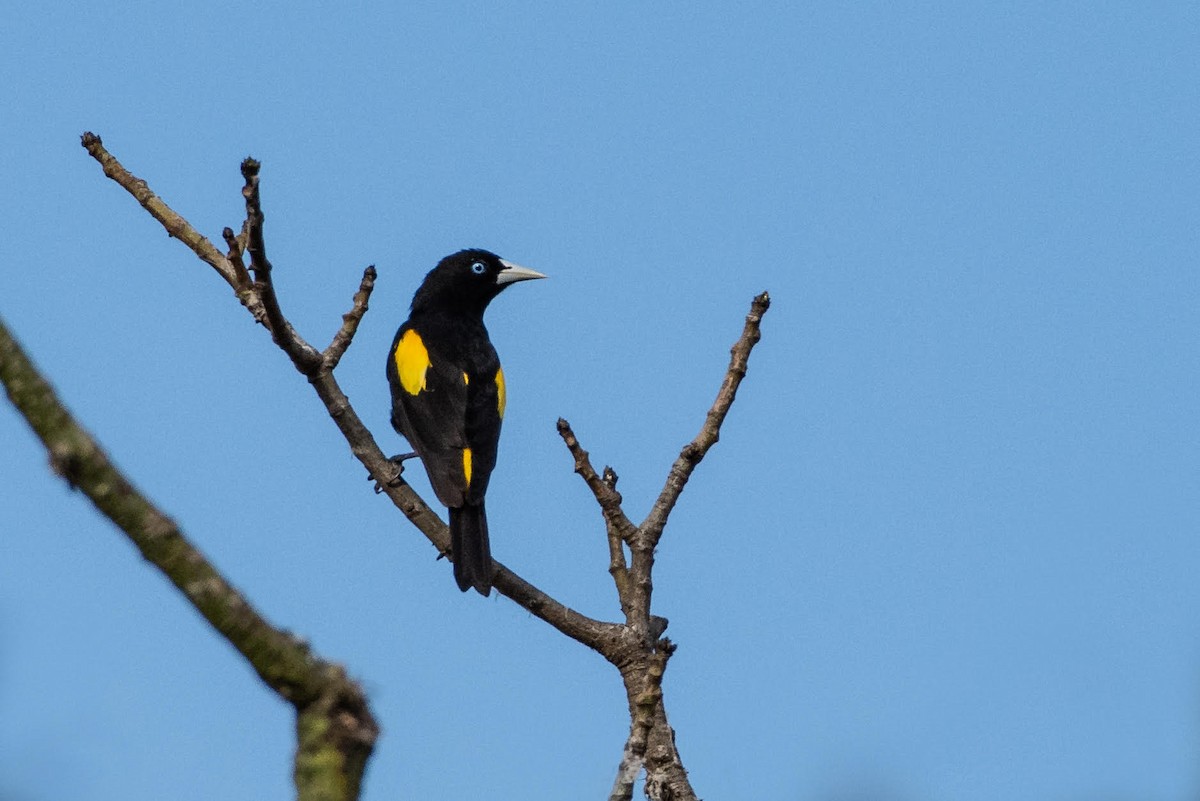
left=2, top=3, right=1198, bottom=800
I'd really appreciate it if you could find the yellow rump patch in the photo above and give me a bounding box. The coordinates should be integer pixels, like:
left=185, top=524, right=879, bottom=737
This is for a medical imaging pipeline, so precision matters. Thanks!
left=462, top=371, right=470, bottom=385
left=394, top=329, right=430, bottom=395
left=462, top=447, right=473, bottom=488
left=495, top=367, right=506, bottom=418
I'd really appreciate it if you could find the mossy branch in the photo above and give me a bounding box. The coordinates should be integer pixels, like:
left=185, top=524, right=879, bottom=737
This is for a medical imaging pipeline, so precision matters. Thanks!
left=0, top=317, right=377, bottom=801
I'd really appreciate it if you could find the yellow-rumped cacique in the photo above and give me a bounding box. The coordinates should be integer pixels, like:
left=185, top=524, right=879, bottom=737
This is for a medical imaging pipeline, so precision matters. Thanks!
left=386, top=249, right=545, bottom=595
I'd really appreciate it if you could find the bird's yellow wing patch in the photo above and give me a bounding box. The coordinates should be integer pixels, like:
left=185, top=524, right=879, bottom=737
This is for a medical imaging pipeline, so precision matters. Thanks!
left=462, top=447, right=473, bottom=488
left=495, top=367, right=506, bottom=418
left=394, top=329, right=431, bottom=395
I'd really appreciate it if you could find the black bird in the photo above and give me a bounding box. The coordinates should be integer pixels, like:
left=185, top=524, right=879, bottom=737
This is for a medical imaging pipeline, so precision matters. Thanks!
left=387, top=249, right=545, bottom=595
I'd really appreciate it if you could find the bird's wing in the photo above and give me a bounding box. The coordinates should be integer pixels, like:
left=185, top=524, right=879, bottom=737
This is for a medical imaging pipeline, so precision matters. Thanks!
left=388, top=324, right=471, bottom=508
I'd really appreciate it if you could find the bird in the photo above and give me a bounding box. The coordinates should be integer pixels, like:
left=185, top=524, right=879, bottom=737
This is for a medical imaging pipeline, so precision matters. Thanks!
left=386, top=249, right=545, bottom=595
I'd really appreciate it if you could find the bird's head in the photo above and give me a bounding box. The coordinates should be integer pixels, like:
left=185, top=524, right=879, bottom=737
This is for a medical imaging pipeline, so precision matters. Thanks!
left=411, top=249, right=545, bottom=316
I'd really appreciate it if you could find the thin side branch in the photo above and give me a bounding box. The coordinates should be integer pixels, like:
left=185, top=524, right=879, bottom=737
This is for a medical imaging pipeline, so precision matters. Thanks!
left=324, top=265, right=377, bottom=369
left=600, top=466, right=634, bottom=617
left=0, top=316, right=377, bottom=801
left=556, top=418, right=638, bottom=542
left=79, top=132, right=263, bottom=314
left=556, top=418, right=637, bottom=618
left=642, top=291, right=770, bottom=542
left=239, top=158, right=322, bottom=373
left=221, top=226, right=252, bottom=287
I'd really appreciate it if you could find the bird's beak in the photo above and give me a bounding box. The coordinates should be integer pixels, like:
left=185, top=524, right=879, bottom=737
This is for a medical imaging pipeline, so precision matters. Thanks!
left=496, top=260, right=547, bottom=285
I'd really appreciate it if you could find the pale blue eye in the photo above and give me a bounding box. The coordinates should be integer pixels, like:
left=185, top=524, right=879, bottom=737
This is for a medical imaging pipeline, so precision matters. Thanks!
left=471, top=261, right=486, bottom=275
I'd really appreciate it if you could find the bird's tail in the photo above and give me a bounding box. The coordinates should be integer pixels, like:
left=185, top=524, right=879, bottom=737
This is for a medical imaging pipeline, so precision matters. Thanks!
left=449, top=502, right=493, bottom=596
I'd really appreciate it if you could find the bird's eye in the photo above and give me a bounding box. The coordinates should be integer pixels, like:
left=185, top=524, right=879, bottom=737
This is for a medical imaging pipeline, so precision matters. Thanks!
left=470, top=261, right=487, bottom=275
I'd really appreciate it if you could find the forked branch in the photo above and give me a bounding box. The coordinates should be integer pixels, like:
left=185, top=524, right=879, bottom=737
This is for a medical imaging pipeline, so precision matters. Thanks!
left=239, top=158, right=321, bottom=372
left=77, top=132, right=770, bottom=801
left=559, top=292, right=769, bottom=801
left=78, top=132, right=620, bottom=655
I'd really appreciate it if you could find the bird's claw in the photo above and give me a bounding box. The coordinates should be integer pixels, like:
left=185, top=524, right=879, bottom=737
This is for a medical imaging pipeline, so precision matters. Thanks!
left=372, top=452, right=418, bottom=493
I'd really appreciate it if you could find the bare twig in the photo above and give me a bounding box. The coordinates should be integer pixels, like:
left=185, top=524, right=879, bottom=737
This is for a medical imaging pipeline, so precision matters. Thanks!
left=556, top=418, right=639, bottom=616
left=556, top=418, right=637, bottom=541
left=79, top=132, right=267, bottom=326
left=239, top=158, right=322, bottom=373
left=324, top=265, right=377, bottom=369
left=622, top=292, right=770, bottom=625
left=80, top=133, right=240, bottom=288
left=600, top=466, right=634, bottom=617
left=642, top=291, right=770, bottom=542
left=0, top=316, right=377, bottom=801
left=222, top=225, right=252, bottom=287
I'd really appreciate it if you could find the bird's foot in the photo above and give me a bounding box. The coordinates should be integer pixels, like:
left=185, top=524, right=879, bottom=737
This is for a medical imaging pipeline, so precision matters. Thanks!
left=372, top=452, right=418, bottom=493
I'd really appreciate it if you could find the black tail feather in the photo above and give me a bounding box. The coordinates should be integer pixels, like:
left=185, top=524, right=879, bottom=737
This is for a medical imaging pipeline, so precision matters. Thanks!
left=449, top=503, right=493, bottom=596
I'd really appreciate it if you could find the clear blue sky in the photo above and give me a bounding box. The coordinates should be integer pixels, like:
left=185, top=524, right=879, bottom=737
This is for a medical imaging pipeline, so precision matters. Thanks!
left=2, top=3, right=1198, bottom=800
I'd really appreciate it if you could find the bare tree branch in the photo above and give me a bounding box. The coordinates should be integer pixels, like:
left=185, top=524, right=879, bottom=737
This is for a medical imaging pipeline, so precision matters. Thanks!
left=600, top=466, right=635, bottom=619
left=79, top=132, right=259, bottom=311
left=80, top=131, right=624, bottom=655
left=557, top=418, right=638, bottom=617
left=609, top=735, right=645, bottom=801
left=637, top=643, right=689, bottom=800
left=239, top=157, right=322, bottom=372
left=560, top=294, right=771, bottom=801
left=556, top=418, right=637, bottom=542
left=643, top=290, right=771, bottom=542
left=608, top=644, right=661, bottom=801
left=324, top=265, right=377, bottom=369
left=626, top=291, right=771, bottom=635
left=0, top=316, right=377, bottom=801
left=221, top=225, right=252, bottom=287
left=77, top=133, right=772, bottom=801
